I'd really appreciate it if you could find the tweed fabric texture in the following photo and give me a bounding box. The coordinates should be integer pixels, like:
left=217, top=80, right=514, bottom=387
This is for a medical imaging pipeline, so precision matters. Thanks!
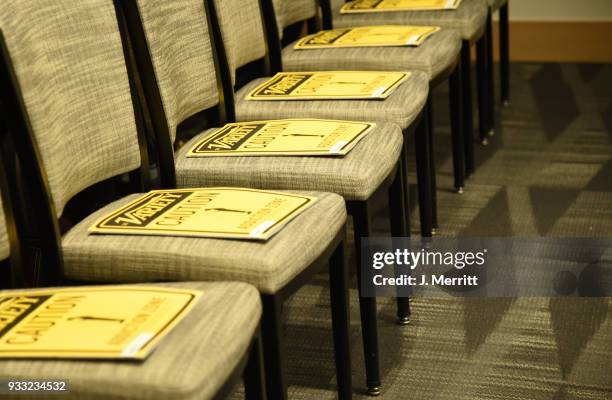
left=0, top=1, right=141, bottom=217
left=174, top=122, right=403, bottom=200
left=0, top=199, right=9, bottom=261
left=488, top=0, right=508, bottom=10
left=0, top=281, right=261, bottom=400
left=332, top=0, right=489, bottom=40
left=279, top=0, right=318, bottom=29
left=135, top=0, right=220, bottom=144
left=213, top=0, right=267, bottom=84
left=282, top=28, right=461, bottom=80
left=62, top=192, right=346, bottom=294
left=234, top=70, right=429, bottom=130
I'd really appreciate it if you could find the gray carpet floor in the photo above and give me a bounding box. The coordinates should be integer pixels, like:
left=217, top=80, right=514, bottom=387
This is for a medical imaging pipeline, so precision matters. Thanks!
left=231, top=63, right=612, bottom=399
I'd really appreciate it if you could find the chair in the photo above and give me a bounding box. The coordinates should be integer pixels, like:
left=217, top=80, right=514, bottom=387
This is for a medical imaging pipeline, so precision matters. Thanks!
left=0, top=1, right=351, bottom=399
left=120, top=0, right=415, bottom=394
left=0, top=155, right=267, bottom=400
left=328, top=0, right=491, bottom=163
left=271, top=0, right=467, bottom=234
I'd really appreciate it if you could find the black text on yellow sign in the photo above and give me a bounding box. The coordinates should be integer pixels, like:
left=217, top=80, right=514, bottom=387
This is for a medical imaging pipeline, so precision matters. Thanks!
left=0, top=286, right=201, bottom=359
left=246, top=71, right=410, bottom=100
left=89, top=188, right=316, bottom=240
left=295, top=26, right=440, bottom=49
left=187, top=119, right=376, bottom=157
left=341, top=0, right=462, bottom=13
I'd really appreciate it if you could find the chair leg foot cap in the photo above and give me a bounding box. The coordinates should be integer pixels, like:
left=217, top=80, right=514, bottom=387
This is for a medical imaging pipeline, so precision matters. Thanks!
left=481, top=138, right=489, bottom=146
left=502, top=100, right=510, bottom=107
left=431, top=228, right=437, bottom=236
left=397, top=316, right=411, bottom=325
left=367, top=387, right=382, bottom=396
left=456, top=186, right=464, bottom=194
left=488, top=129, right=495, bottom=137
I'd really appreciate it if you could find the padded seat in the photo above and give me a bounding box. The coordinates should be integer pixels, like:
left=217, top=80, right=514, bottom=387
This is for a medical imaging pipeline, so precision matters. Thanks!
left=235, top=70, right=429, bottom=130
left=282, top=28, right=461, bottom=80
left=0, top=281, right=260, bottom=400
left=488, top=0, right=507, bottom=10
left=175, top=121, right=403, bottom=201
left=332, top=0, right=489, bottom=41
left=62, top=192, right=346, bottom=294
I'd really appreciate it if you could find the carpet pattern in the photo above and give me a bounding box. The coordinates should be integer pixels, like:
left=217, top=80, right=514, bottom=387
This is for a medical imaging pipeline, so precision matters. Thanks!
left=231, top=63, right=612, bottom=399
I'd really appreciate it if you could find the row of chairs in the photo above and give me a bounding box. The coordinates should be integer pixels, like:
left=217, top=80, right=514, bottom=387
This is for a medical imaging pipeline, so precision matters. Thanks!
left=0, top=0, right=511, bottom=399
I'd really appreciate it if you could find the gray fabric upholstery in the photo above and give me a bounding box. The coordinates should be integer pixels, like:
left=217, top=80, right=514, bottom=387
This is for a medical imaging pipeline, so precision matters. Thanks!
left=279, top=0, right=318, bottom=29
left=134, top=0, right=220, bottom=143
left=0, top=0, right=141, bottom=217
left=174, top=121, right=403, bottom=201
left=282, top=28, right=461, bottom=80
left=0, top=199, right=9, bottom=261
left=0, top=281, right=261, bottom=400
left=488, top=0, right=508, bottom=10
left=62, top=192, right=346, bottom=294
left=235, top=70, right=429, bottom=130
left=213, top=0, right=267, bottom=84
left=332, top=0, right=489, bottom=41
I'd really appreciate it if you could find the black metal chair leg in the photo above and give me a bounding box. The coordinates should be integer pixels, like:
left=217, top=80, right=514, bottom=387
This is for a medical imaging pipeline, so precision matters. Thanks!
left=387, top=164, right=411, bottom=324
left=353, top=204, right=381, bottom=396
left=328, top=240, right=353, bottom=400
left=460, top=41, right=475, bottom=177
left=412, top=115, right=433, bottom=238
left=486, top=9, right=496, bottom=136
left=476, top=33, right=489, bottom=146
left=500, top=2, right=510, bottom=106
left=400, top=145, right=411, bottom=232
left=244, top=328, right=267, bottom=400
left=449, top=61, right=465, bottom=194
left=260, top=295, right=287, bottom=400
left=426, top=95, right=438, bottom=231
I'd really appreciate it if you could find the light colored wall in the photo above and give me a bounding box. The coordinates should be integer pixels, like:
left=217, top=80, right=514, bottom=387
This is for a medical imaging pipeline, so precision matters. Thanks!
left=504, top=0, right=612, bottom=22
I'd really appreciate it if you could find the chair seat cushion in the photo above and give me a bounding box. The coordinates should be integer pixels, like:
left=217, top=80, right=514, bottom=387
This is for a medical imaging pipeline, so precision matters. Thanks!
left=174, top=121, right=403, bottom=201
left=62, top=191, right=346, bottom=294
left=282, top=28, right=461, bottom=80
left=488, top=0, right=507, bottom=10
left=235, top=70, right=429, bottom=130
left=0, top=281, right=261, bottom=400
left=332, top=0, right=488, bottom=41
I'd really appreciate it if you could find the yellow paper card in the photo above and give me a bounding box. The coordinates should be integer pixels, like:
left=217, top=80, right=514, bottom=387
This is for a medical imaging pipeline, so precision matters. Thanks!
left=294, top=26, right=440, bottom=49
left=187, top=119, right=375, bottom=157
left=245, top=71, right=410, bottom=100
left=341, top=0, right=462, bottom=13
left=88, top=188, right=316, bottom=240
left=0, top=286, right=201, bottom=360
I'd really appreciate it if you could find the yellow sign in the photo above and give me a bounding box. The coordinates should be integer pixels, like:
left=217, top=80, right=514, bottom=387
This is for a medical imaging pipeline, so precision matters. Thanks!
left=89, top=188, right=316, bottom=240
left=341, top=0, right=462, bottom=13
left=0, top=286, right=201, bottom=359
left=295, top=26, right=440, bottom=49
left=187, top=119, right=375, bottom=157
left=245, top=71, right=410, bottom=100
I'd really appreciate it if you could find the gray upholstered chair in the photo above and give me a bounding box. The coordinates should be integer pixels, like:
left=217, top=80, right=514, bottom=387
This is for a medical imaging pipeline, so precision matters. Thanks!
left=270, top=0, right=467, bottom=236
left=328, top=0, right=492, bottom=161
left=120, top=0, right=415, bottom=395
left=0, top=189, right=266, bottom=399
left=0, top=1, right=351, bottom=399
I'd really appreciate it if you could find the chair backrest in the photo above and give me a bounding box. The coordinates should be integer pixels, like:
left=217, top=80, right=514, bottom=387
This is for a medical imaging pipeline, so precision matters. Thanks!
left=125, top=0, right=221, bottom=146
left=212, top=0, right=268, bottom=82
left=0, top=199, right=9, bottom=264
left=0, top=0, right=142, bottom=218
left=275, top=0, right=318, bottom=32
